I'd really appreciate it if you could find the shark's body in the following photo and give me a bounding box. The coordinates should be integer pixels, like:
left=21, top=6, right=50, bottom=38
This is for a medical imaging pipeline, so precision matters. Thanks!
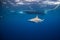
left=28, top=16, right=44, bottom=23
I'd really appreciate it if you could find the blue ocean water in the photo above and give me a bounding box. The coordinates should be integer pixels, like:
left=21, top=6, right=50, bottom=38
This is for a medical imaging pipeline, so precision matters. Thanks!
left=0, top=0, right=60, bottom=40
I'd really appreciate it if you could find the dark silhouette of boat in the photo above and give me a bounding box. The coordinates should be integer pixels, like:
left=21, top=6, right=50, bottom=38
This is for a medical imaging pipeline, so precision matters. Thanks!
left=21, top=10, right=44, bottom=15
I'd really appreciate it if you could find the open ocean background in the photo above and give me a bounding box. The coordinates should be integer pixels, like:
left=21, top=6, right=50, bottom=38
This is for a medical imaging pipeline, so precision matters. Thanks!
left=0, top=0, right=60, bottom=40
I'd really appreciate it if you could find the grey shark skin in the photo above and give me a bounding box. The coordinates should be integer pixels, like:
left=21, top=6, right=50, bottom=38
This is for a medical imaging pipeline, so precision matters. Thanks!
left=20, top=10, right=45, bottom=15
